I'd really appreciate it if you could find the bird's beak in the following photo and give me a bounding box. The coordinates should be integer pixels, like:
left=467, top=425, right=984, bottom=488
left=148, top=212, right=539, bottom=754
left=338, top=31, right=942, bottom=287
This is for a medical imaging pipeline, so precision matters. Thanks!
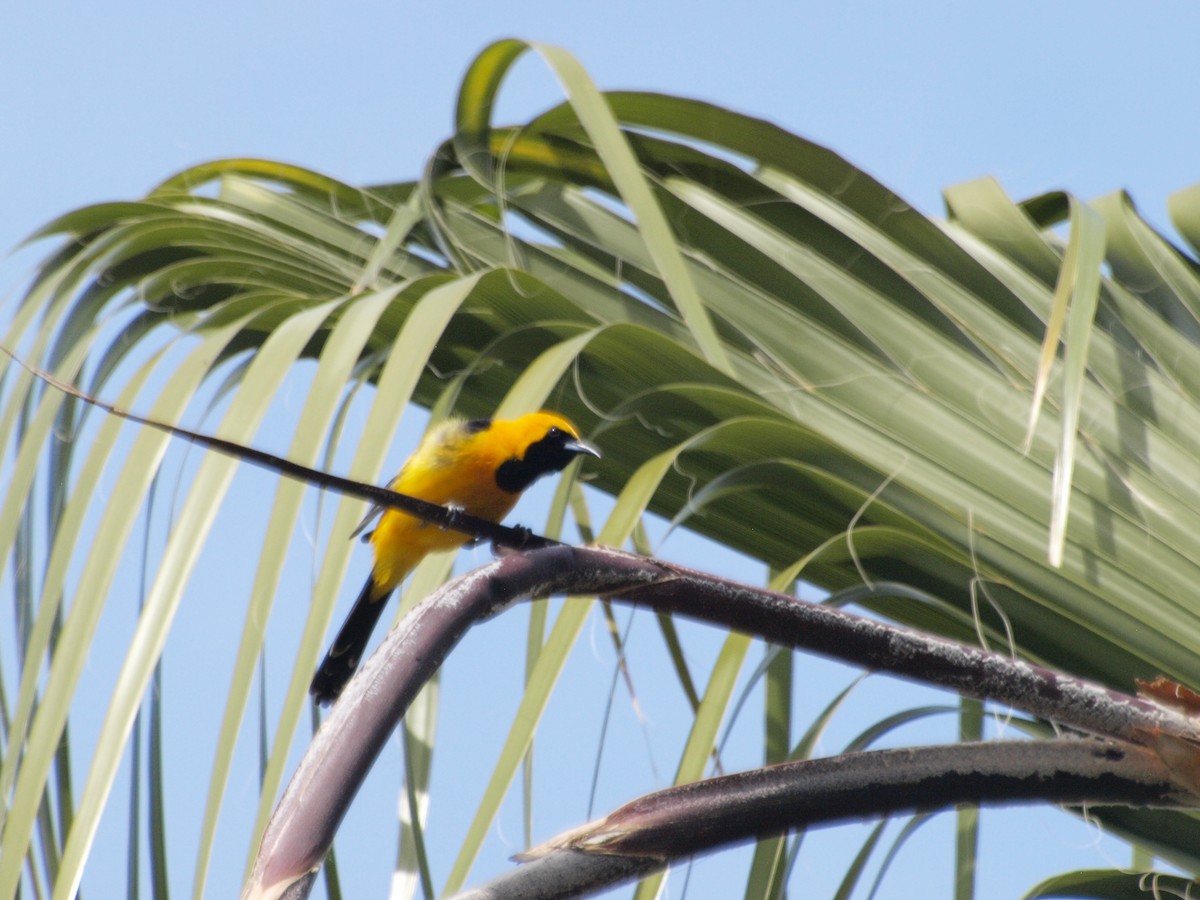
left=565, top=439, right=601, bottom=459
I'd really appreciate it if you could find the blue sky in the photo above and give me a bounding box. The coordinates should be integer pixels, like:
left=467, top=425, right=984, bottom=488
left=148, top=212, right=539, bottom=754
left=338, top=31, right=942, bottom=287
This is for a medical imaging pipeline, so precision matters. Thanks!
left=5, top=2, right=1198, bottom=257
left=4, top=2, right=1199, bottom=898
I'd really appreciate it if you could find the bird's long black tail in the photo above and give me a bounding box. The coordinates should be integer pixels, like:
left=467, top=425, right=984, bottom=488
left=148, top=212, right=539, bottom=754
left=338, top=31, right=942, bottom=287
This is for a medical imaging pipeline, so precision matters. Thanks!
left=310, top=576, right=394, bottom=705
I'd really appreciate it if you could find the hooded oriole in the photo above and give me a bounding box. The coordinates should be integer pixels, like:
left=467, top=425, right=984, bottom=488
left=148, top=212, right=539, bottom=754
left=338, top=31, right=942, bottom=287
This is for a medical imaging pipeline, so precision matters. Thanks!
left=310, top=411, right=599, bottom=704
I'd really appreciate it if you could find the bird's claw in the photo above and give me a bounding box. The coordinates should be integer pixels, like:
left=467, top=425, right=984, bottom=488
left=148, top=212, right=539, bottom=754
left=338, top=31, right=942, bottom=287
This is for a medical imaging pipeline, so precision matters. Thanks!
left=493, top=524, right=534, bottom=556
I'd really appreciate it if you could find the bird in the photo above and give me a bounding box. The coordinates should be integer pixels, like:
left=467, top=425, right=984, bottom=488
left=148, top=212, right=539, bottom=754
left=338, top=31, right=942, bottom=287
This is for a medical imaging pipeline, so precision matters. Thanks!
left=310, top=411, right=600, bottom=704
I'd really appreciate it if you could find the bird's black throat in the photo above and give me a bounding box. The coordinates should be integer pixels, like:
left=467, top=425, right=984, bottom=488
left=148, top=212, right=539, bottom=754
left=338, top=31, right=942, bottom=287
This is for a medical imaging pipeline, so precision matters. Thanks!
left=495, top=431, right=586, bottom=493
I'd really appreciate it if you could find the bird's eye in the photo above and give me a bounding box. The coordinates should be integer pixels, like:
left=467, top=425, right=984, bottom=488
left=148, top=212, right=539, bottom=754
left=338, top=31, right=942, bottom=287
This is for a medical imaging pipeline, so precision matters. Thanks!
left=547, top=427, right=563, bottom=439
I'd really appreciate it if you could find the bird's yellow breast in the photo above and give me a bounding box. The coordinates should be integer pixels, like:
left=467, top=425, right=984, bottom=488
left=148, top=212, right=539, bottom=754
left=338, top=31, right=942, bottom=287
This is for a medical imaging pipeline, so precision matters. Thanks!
left=367, top=413, right=582, bottom=592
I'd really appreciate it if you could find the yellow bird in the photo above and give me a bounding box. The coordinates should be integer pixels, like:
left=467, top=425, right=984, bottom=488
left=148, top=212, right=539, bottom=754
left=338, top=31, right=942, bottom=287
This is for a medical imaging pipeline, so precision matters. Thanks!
left=310, top=411, right=599, bottom=704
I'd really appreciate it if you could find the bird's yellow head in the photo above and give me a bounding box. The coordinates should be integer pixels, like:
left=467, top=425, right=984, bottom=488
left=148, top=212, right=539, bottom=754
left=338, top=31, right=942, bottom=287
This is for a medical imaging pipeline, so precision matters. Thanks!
left=489, top=411, right=600, bottom=493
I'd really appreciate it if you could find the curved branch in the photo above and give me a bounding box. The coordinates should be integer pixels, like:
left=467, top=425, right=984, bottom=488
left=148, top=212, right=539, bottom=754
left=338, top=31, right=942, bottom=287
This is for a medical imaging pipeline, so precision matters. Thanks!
left=456, top=739, right=1187, bottom=899
left=241, top=546, right=1200, bottom=899
left=242, top=547, right=667, bottom=900
left=620, top=558, right=1200, bottom=747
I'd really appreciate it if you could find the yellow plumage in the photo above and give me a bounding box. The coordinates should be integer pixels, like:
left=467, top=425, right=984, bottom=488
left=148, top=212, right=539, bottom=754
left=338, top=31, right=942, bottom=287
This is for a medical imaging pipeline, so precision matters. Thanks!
left=310, top=411, right=598, bottom=704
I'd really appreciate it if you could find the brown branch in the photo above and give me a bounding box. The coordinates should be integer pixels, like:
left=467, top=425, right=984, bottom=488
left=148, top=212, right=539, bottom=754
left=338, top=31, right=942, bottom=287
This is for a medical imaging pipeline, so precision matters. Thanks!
left=0, top=345, right=552, bottom=552
left=242, top=547, right=669, bottom=900
left=454, top=851, right=658, bottom=900
left=241, top=546, right=1200, bottom=900
left=617, top=559, right=1200, bottom=748
left=527, top=740, right=1186, bottom=859
left=454, top=739, right=1187, bottom=900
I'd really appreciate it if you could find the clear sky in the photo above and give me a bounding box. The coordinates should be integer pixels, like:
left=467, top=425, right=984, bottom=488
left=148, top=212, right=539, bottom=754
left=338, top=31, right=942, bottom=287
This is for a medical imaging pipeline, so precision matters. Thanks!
left=3, top=2, right=1198, bottom=898
left=5, top=2, right=1198, bottom=256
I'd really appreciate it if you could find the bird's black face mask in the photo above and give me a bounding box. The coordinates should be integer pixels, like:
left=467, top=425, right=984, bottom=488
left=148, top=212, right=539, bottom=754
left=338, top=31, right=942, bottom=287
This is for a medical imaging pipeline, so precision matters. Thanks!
left=495, top=428, right=600, bottom=493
